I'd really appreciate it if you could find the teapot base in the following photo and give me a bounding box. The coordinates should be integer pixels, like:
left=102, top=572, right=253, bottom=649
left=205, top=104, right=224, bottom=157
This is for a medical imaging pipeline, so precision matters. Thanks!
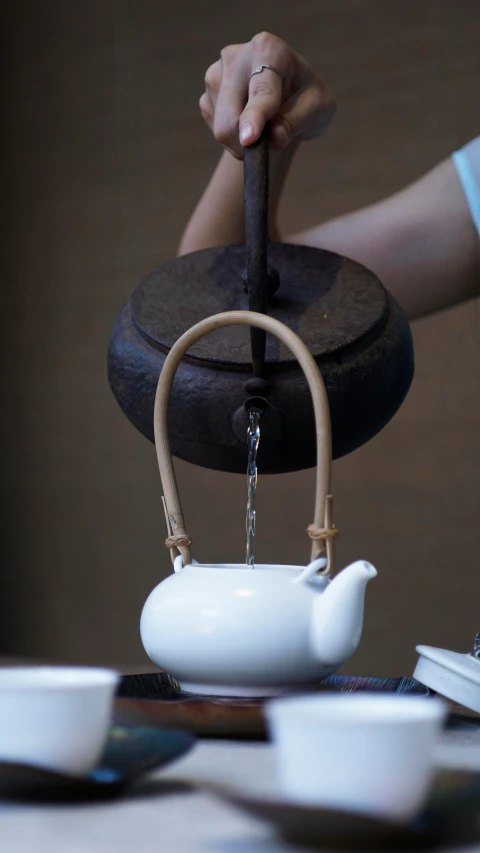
left=179, top=681, right=306, bottom=699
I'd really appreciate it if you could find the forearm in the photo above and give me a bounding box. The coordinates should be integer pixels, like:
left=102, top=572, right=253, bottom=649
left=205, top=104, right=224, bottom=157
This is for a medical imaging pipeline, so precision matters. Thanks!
left=177, top=140, right=300, bottom=256
left=287, top=158, right=480, bottom=321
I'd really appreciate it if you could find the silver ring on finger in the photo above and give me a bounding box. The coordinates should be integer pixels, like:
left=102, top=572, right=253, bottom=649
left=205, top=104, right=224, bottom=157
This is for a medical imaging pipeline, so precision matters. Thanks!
left=249, top=63, right=283, bottom=81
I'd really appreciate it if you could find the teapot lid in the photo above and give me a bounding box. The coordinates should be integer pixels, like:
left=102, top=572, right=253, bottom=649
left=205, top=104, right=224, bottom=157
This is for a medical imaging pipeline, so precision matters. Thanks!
left=413, top=634, right=480, bottom=714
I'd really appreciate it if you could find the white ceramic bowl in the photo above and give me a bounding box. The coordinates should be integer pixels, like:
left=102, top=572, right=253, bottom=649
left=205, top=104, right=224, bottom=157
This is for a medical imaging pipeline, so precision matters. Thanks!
left=0, top=666, right=119, bottom=776
left=266, top=693, right=447, bottom=823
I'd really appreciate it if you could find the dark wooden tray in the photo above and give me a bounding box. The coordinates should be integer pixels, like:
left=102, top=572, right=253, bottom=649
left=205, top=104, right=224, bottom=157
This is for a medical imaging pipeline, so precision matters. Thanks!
left=114, top=673, right=430, bottom=740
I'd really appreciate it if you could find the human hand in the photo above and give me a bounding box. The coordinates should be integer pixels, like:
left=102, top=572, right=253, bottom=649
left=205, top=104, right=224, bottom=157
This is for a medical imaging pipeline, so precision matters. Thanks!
left=199, top=32, right=336, bottom=159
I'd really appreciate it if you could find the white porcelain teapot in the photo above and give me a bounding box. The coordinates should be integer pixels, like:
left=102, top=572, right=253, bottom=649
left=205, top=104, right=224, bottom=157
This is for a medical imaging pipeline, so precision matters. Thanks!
left=141, top=311, right=377, bottom=696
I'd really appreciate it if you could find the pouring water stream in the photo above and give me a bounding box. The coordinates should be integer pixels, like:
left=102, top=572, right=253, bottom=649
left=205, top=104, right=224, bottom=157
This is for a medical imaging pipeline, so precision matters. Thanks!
left=246, top=408, right=261, bottom=567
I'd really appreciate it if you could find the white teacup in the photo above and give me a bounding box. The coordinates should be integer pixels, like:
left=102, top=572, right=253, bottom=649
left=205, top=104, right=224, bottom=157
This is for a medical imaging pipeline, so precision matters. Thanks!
left=266, top=693, right=447, bottom=823
left=0, top=666, right=119, bottom=776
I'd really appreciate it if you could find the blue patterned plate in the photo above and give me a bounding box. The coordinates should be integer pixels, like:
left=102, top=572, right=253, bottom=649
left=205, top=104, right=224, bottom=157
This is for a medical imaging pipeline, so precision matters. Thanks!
left=0, top=725, right=194, bottom=801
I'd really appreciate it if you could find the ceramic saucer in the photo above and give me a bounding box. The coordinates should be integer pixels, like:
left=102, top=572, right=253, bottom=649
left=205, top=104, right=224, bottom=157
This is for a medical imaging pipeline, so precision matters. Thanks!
left=205, top=768, right=480, bottom=850
left=0, top=724, right=194, bottom=801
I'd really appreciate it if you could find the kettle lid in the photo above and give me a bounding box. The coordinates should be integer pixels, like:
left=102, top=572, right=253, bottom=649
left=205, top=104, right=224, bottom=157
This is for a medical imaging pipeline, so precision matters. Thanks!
left=131, top=242, right=388, bottom=369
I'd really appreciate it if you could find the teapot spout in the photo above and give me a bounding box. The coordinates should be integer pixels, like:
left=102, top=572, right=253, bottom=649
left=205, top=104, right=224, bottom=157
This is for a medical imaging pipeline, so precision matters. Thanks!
left=310, top=561, right=377, bottom=668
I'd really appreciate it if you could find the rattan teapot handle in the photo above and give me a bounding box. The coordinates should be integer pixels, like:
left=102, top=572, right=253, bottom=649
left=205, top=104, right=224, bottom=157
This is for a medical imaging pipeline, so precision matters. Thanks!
left=154, top=311, right=337, bottom=573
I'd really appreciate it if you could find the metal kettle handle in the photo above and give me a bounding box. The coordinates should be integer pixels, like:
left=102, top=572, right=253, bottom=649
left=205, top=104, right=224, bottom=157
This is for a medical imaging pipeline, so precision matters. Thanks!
left=154, top=310, right=337, bottom=572
left=243, top=129, right=270, bottom=376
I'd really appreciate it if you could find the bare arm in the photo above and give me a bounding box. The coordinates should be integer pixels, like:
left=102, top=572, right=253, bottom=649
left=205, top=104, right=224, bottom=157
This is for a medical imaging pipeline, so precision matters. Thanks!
left=178, top=143, right=297, bottom=253
left=287, top=157, right=480, bottom=320
left=179, top=33, right=480, bottom=321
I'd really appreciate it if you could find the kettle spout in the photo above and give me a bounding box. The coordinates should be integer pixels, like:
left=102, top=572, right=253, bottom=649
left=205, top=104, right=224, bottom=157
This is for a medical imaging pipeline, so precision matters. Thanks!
left=310, top=561, right=377, bottom=668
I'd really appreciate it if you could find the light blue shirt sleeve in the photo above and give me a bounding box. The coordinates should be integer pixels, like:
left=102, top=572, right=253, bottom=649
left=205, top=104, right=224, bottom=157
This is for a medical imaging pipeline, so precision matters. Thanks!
left=452, top=136, right=480, bottom=238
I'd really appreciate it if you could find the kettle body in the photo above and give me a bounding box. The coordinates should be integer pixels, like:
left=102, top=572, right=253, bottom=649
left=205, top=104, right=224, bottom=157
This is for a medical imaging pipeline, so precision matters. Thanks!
left=108, top=243, right=414, bottom=474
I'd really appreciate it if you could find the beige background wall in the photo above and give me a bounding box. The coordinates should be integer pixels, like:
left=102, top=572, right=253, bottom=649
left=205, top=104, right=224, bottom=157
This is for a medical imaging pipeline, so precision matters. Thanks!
left=1, top=0, right=479, bottom=676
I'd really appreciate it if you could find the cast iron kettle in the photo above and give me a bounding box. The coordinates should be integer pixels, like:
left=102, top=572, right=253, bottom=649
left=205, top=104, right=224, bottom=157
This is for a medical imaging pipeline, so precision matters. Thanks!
left=108, top=129, right=414, bottom=474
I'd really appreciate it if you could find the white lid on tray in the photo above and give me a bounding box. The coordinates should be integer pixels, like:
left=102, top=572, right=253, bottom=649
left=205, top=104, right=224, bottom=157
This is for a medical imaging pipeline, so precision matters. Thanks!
left=413, top=634, right=480, bottom=714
